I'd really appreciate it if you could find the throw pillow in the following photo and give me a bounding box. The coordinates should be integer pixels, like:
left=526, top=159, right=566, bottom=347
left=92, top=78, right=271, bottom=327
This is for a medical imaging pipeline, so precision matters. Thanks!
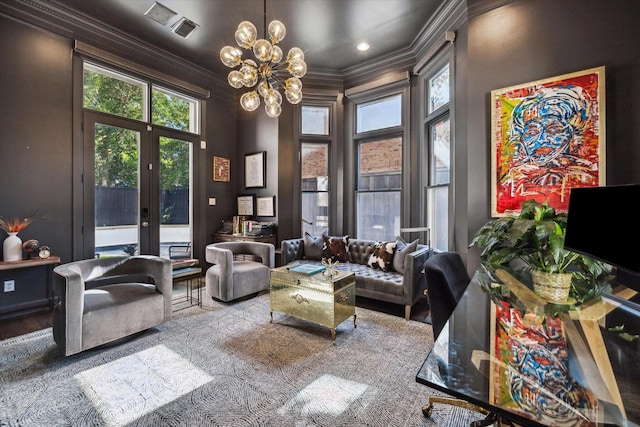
left=367, top=240, right=398, bottom=272
left=322, top=234, right=350, bottom=263
left=393, top=237, right=419, bottom=274
left=303, top=232, right=323, bottom=260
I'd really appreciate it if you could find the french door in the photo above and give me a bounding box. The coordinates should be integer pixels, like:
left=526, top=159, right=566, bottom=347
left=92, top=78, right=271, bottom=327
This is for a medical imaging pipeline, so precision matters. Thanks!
left=83, top=111, right=197, bottom=259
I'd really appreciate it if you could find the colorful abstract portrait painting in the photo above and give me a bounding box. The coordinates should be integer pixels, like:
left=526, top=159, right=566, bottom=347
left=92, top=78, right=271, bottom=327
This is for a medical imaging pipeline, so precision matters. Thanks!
left=490, top=67, right=605, bottom=216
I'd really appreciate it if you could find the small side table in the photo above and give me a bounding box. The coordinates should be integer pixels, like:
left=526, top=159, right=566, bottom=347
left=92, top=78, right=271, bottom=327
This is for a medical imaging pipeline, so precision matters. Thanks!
left=171, top=260, right=202, bottom=311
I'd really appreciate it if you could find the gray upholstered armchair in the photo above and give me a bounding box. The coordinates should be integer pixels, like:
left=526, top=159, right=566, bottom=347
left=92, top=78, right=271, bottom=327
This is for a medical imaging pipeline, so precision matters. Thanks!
left=205, top=241, right=274, bottom=302
left=52, top=255, right=172, bottom=356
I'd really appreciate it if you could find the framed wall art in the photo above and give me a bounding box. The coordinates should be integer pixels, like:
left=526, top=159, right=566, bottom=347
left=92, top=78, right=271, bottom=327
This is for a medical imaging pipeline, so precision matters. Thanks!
left=256, top=196, right=275, bottom=217
left=237, top=195, right=254, bottom=216
left=490, top=66, right=606, bottom=217
left=213, top=156, right=230, bottom=182
left=245, top=151, right=266, bottom=189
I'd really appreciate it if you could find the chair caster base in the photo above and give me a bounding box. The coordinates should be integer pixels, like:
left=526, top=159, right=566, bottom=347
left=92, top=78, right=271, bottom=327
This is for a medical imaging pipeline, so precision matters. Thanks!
left=422, top=403, right=433, bottom=417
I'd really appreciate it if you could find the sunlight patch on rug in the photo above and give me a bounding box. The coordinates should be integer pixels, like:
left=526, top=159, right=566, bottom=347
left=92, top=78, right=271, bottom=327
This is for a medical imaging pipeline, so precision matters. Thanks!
left=278, top=374, right=372, bottom=417
left=74, top=345, right=212, bottom=425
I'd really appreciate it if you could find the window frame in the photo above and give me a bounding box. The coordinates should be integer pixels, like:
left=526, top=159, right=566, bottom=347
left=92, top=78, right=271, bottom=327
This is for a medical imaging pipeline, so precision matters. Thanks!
left=295, top=97, right=338, bottom=237
left=420, top=49, right=454, bottom=252
left=349, top=84, right=409, bottom=242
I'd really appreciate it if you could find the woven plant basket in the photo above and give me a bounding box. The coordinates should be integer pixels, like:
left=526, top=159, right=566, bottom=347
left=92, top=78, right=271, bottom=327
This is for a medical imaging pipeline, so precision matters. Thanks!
left=532, top=270, right=573, bottom=303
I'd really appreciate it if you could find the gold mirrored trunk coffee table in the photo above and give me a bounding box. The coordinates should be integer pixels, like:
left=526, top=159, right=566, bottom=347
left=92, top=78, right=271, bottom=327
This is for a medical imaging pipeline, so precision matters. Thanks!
left=269, top=265, right=356, bottom=345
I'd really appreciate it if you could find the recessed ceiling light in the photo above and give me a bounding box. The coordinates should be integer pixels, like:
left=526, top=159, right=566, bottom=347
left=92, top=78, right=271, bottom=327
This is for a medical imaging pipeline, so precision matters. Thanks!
left=356, top=42, right=370, bottom=52
left=144, top=2, right=177, bottom=26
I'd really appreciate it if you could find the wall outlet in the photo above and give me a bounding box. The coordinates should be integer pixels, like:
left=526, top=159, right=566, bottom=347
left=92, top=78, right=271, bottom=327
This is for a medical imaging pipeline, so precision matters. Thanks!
left=4, top=279, right=15, bottom=292
left=208, top=197, right=216, bottom=206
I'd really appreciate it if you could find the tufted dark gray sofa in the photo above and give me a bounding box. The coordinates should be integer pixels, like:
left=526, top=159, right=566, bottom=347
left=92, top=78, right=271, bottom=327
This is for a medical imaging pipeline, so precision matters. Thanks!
left=280, top=237, right=432, bottom=320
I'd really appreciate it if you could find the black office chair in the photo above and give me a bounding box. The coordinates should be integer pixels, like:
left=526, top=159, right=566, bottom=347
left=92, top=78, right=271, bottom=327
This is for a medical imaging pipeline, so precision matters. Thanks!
left=424, top=251, right=471, bottom=339
left=422, top=252, right=495, bottom=426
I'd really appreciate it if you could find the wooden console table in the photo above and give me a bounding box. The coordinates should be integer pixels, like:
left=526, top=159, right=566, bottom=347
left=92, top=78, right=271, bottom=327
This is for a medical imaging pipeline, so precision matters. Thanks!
left=0, top=256, right=60, bottom=320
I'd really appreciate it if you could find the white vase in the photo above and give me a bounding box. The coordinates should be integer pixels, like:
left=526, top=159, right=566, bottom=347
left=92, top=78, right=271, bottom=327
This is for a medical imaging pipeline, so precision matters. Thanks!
left=3, top=232, right=23, bottom=262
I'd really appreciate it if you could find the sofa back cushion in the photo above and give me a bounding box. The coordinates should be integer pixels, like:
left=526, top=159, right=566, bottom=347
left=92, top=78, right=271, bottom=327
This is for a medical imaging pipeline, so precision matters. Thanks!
left=393, top=237, right=419, bottom=274
left=322, top=234, right=349, bottom=263
left=366, top=240, right=397, bottom=272
left=303, top=232, right=323, bottom=260
left=347, top=239, right=377, bottom=265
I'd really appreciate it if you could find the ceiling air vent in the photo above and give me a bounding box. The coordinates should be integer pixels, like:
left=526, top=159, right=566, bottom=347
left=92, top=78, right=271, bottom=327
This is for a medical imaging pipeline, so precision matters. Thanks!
left=143, top=2, right=177, bottom=26
left=171, top=17, right=199, bottom=39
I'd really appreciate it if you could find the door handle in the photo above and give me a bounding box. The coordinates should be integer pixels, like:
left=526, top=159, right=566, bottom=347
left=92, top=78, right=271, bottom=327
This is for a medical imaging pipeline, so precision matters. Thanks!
left=141, top=207, right=149, bottom=227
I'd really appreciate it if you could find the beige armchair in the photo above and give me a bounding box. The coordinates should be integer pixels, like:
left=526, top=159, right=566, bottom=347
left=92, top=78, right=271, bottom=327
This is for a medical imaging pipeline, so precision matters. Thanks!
left=52, top=255, right=172, bottom=356
left=205, top=241, right=274, bottom=302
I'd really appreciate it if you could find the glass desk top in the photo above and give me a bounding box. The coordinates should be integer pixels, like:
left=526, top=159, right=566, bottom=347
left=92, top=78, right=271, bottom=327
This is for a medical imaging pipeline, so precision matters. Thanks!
left=416, top=266, right=640, bottom=427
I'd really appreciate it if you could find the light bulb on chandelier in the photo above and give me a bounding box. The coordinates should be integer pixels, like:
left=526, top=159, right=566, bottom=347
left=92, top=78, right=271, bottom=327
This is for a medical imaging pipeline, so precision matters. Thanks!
left=220, top=2, right=306, bottom=118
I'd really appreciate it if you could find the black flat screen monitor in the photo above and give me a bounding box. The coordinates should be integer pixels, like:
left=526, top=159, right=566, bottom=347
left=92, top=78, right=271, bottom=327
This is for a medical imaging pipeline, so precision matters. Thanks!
left=564, top=184, right=640, bottom=289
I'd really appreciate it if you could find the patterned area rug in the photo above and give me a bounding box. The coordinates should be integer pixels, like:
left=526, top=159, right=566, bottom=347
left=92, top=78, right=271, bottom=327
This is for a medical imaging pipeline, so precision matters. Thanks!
left=0, top=293, right=483, bottom=426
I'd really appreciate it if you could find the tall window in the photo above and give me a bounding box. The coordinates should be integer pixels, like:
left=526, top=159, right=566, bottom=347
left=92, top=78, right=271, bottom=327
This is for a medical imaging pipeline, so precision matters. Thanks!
left=355, top=94, right=403, bottom=241
left=424, top=63, right=451, bottom=251
left=300, top=105, right=331, bottom=236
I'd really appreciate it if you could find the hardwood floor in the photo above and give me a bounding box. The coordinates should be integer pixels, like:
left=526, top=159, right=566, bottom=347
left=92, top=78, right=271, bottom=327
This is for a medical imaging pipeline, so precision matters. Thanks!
left=0, top=309, right=53, bottom=341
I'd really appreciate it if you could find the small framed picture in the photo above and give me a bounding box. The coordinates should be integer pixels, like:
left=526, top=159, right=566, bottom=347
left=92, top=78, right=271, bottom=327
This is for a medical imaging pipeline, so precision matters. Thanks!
left=245, top=151, right=266, bottom=188
left=256, top=196, right=275, bottom=217
left=237, top=195, right=254, bottom=216
left=213, top=156, right=230, bottom=182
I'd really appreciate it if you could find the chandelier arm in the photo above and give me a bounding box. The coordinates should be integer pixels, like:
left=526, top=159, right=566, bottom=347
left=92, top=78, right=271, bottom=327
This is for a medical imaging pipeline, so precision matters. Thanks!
left=263, top=0, right=267, bottom=40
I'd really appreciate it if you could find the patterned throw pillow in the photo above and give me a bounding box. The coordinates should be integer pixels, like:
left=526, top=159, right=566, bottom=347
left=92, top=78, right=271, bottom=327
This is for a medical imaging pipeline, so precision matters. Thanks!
left=367, top=240, right=398, bottom=272
left=393, top=237, right=419, bottom=274
left=303, top=232, right=323, bottom=260
left=322, top=234, right=350, bottom=263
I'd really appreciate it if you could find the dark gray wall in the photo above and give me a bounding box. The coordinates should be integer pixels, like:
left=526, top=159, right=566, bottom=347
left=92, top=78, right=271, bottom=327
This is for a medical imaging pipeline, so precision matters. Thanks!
left=0, top=17, right=73, bottom=262
left=464, top=0, right=640, bottom=270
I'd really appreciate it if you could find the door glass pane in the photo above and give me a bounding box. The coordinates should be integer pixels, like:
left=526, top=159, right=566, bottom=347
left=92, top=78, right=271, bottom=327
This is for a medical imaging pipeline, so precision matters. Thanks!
left=301, top=106, right=330, bottom=135
left=83, top=63, right=147, bottom=121
left=301, top=143, right=329, bottom=236
left=152, top=87, right=199, bottom=133
left=428, top=64, right=450, bottom=113
left=159, top=137, right=192, bottom=259
left=356, top=94, right=402, bottom=133
left=94, top=124, right=140, bottom=258
left=430, top=117, right=450, bottom=185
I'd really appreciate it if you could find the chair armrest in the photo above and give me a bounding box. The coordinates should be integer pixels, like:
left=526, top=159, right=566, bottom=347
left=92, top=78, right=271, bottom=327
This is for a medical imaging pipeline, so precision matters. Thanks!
left=248, top=242, right=275, bottom=268
left=52, top=264, right=86, bottom=355
left=206, top=244, right=234, bottom=286
left=403, top=246, right=431, bottom=305
left=281, top=238, right=304, bottom=265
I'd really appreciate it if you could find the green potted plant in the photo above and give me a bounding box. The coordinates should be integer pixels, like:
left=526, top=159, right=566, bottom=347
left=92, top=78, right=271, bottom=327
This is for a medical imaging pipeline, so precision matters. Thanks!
left=469, top=199, right=613, bottom=304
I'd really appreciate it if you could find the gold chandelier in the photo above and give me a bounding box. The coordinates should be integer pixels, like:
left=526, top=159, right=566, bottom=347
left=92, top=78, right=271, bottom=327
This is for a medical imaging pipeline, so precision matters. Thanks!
left=220, top=1, right=307, bottom=118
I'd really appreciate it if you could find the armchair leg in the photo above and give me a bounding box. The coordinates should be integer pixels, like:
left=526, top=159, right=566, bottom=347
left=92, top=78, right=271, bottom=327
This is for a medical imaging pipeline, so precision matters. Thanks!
left=405, top=305, right=411, bottom=320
